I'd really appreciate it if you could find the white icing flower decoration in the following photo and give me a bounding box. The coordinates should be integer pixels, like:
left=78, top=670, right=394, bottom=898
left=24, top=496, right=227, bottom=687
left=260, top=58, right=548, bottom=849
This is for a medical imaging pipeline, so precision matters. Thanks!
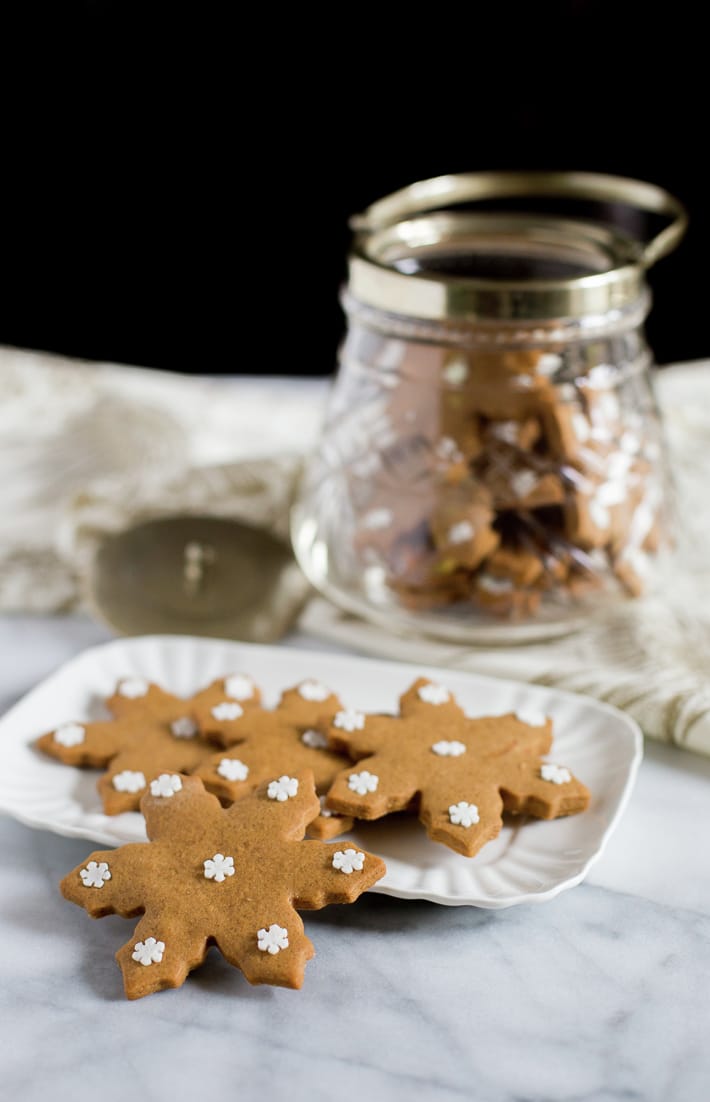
left=572, top=412, right=591, bottom=443
left=80, top=861, right=111, bottom=888
left=333, top=710, right=365, bottom=732
left=150, top=774, right=182, bottom=798
left=511, top=470, right=540, bottom=499
left=203, top=853, right=235, bottom=882
left=112, top=770, right=146, bottom=793
left=515, top=708, right=548, bottom=728
left=449, top=801, right=480, bottom=827
left=448, top=521, right=474, bottom=544
left=224, top=674, right=255, bottom=701
left=332, top=849, right=365, bottom=875
left=362, top=507, right=393, bottom=531
left=348, top=771, right=379, bottom=796
left=267, top=776, right=299, bottom=801
left=319, top=795, right=339, bottom=819
left=53, top=722, right=85, bottom=747
left=431, top=740, right=466, bottom=756
left=436, top=436, right=464, bottom=463
left=298, top=680, right=331, bottom=702
left=589, top=497, right=611, bottom=531
left=478, top=574, right=513, bottom=595
left=211, top=701, right=243, bottom=722
left=418, top=683, right=450, bottom=705
left=170, top=716, right=198, bottom=738
left=132, top=937, right=165, bottom=966
left=443, top=357, right=468, bottom=385
left=257, top=924, right=289, bottom=954
left=217, top=758, right=249, bottom=782
left=541, top=763, right=572, bottom=785
left=491, top=420, right=519, bottom=445
left=301, top=729, right=328, bottom=749
left=118, top=678, right=149, bottom=699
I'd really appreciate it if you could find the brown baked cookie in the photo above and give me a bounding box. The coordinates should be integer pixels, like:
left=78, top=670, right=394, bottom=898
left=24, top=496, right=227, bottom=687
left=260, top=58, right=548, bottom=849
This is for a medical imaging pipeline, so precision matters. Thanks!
left=36, top=675, right=261, bottom=815
left=429, top=482, right=500, bottom=570
left=322, top=677, right=589, bottom=857
left=485, top=544, right=545, bottom=588
left=193, top=680, right=355, bottom=840
left=470, top=572, right=542, bottom=618
left=60, top=771, right=386, bottom=998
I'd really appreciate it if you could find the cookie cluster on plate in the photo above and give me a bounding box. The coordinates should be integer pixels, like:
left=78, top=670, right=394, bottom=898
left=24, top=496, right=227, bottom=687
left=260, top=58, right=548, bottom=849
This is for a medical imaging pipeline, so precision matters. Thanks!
left=38, top=672, right=589, bottom=998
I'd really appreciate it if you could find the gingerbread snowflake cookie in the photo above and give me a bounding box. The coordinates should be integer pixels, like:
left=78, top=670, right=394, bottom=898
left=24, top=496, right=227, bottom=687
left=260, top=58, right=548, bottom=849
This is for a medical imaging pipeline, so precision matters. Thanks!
left=60, top=771, right=386, bottom=998
left=36, top=675, right=261, bottom=815
left=192, top=680, right=355, bottom=840
left=322, top=677, right=590, bottom=857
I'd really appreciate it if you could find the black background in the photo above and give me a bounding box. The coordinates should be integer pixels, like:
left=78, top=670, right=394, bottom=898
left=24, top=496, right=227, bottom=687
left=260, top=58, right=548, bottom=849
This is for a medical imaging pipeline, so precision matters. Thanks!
left=0, top=2, right=704, bottom=375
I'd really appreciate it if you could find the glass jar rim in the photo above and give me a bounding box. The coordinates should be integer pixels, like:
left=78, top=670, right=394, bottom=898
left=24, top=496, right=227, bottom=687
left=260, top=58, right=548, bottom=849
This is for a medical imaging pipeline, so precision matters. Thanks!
left=349, top=171, right=686, bottom=324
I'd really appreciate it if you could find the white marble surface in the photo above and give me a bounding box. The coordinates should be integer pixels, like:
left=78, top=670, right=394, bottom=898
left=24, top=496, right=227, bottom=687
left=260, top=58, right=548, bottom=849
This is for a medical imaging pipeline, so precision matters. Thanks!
left=2, top=615, right=710, bottom=1102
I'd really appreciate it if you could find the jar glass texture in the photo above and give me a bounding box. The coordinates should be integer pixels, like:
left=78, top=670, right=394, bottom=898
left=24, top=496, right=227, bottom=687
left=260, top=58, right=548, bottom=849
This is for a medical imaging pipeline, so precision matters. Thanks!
left=292, top=173, right=685, bottom=642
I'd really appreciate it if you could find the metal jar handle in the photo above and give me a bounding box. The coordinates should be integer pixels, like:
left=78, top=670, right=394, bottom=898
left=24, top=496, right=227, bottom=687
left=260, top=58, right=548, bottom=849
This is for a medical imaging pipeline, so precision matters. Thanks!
left=351, top=171, right=688, bottom=269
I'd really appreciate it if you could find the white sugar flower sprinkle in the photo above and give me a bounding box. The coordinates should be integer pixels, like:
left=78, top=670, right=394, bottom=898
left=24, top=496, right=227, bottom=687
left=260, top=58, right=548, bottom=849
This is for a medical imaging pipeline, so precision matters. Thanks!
left=443, top=357, right=468, bottom=385
left=224, top=674, right=255, bottom=700
left=572, top=413, right=591, bottom=443
left=478, top=573, right=513, bottom=595
left=257, top=924, right=289, bottom=954
left=334, top=710, right=365, bottom=732
left=203, top=853, right=235, bottom=882
left=80, top=861, right=111, bottom=888
left=267, top=776, right=299, bottom=801
left=431, top=740, right=466, bottom=757
left=436, top=436, right=464, bottom=463
left=511, top=470, right=540, bottom=499
left=53, top=722, right=85, bottom=747
left=211, top=701, right=243, bottom=722
left=112, top=770, right=146, bottom=793
left=449, top=801, right=480, bottom=827
left=536, top=353, right=562, bottom=377
left=170, top=716, right=198, bottom=738
left=515, top=709, right=548, bottom=728
left=448, top=521, right=475, bottom=544
left=348, top=771, right=378, bottom=796
left=118, top=678, right=149, bottom=699
left=332, top=849, right=365, bottom=875
left=418, top=683, right=450, bottom=705
left=301, top=729, right=328, bottom=749
left=132, top=937, right=165, bottom=966
left=541, top=763, right=572, bottom=785
left=491, top=420, right=519, bottom=445
left=217, top=758, right=249, bottom=782
left=319, top=795, right=339, bottom=819
left=362, top=507, right=393, bottom=531
left=589, top=497, right=611, bottom=531
left=150, top=774, right=182, bottom=798
left=298, top=680, right=331, bottom=702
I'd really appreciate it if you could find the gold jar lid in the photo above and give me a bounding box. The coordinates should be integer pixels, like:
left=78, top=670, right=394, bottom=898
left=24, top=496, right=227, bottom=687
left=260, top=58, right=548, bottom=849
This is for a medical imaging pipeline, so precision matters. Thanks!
left=348, top=171, right=687, bottom=324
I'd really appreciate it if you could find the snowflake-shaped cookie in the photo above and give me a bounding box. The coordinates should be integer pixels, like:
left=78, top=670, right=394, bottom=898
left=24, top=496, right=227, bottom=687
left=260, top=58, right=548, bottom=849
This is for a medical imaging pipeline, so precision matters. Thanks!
left=35, top=676, right=262, bottom=815
left=192, top=682, right=354, bottom=841
left=61, top=771, right=386, bottom=998
left=322, top=677, right=590, bottom=858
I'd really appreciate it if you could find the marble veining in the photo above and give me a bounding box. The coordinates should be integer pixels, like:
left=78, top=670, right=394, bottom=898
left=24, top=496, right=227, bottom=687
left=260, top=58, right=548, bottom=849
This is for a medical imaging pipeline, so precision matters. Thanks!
left=1, top=615, right=710, bottom=1101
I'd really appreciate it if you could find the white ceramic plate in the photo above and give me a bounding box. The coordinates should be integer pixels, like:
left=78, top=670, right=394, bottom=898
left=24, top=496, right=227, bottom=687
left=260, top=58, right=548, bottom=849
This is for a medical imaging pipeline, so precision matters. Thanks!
left=0, top=634, right=642, bottom=907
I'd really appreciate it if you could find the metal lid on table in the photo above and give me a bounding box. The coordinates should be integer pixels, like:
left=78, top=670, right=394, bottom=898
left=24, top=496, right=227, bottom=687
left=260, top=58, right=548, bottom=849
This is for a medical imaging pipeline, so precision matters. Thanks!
left=87, top=516, right=309, bottom=642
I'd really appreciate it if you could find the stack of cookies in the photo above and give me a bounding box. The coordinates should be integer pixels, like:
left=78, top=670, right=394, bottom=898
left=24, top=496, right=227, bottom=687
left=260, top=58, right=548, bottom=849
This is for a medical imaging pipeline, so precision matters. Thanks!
left=347, top=342, right=665, bottom=618
left=38, top=671, right=589, bottom=998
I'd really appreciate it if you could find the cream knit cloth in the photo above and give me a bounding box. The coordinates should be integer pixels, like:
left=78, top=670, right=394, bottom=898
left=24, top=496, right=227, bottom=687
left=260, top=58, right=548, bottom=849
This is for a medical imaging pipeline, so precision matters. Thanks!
left=2, top=346, right=710, bottom=755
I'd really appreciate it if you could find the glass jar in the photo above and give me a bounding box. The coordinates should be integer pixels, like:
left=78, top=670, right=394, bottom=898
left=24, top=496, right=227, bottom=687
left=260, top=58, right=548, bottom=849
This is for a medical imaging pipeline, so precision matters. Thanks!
left=292, top=172, right=687, bottom=642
